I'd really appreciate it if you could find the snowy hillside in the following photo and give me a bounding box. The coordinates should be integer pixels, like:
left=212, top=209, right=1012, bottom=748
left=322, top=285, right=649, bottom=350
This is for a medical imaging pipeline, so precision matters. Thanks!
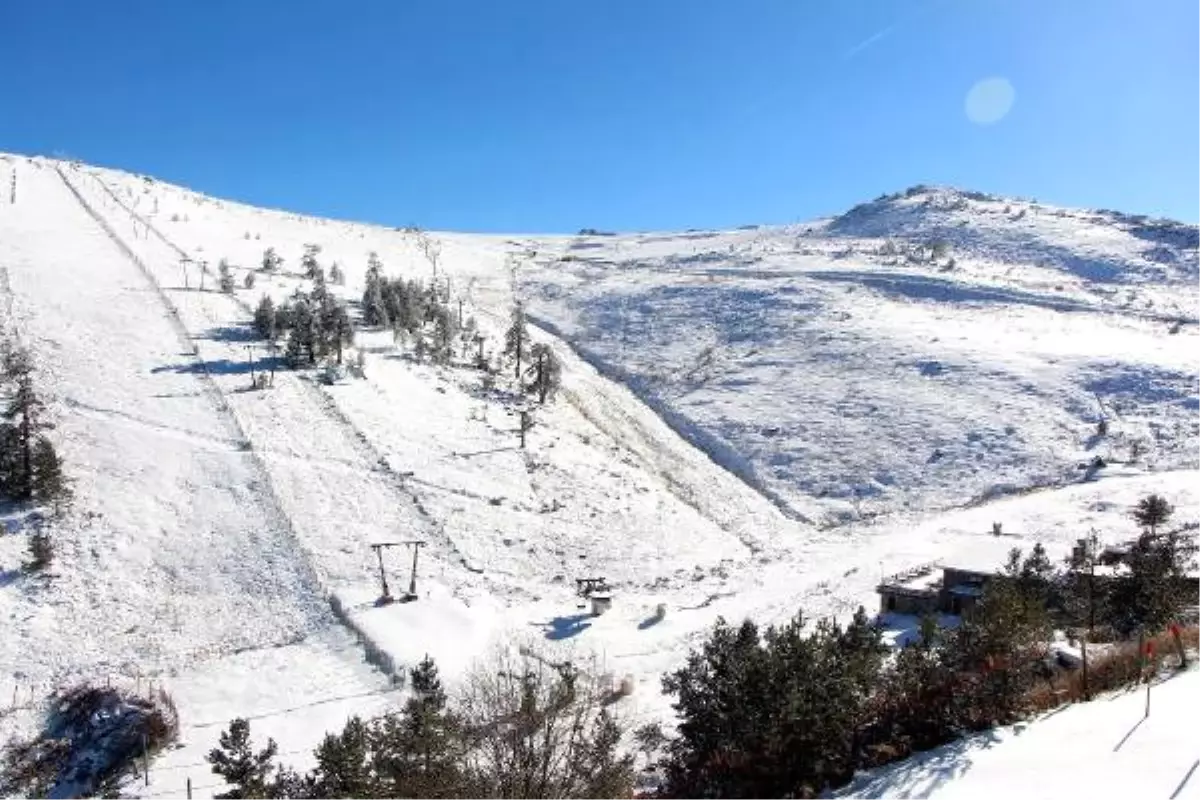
left=519, top=185, right=1198, bottom=523
left=1, top=151, right=1196, bottom=796
left=832, top=666, right=1200, bottom=800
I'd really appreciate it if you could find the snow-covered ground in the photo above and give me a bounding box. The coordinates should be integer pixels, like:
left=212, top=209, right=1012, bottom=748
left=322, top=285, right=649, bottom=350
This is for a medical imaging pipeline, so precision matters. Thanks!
left=1, top=152, right=1196, bottom=796
left=832, top=666, right=1200, bottom=800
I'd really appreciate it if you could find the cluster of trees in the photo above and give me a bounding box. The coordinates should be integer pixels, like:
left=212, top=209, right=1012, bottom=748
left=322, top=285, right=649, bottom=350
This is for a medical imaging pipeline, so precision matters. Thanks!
left=504, top=305, right=561, bottom=404
left=252, top=246, right=564, bottom=407
left=254, top=261, right=354, bottom=368
left=207, top=651, right=633, bottom=799
left=656, top=494, right=1197, bottom=798
left=361, top=252, right=465, bottom=366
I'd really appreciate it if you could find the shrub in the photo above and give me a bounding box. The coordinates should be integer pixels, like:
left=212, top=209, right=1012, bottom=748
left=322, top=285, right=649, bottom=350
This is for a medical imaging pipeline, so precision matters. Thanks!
left=1, top=684, right=179, bottom=797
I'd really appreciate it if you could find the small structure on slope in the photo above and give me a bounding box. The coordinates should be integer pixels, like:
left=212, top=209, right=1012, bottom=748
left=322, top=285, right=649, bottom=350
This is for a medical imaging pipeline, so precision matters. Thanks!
left=876, top=561, right=995, bottom=617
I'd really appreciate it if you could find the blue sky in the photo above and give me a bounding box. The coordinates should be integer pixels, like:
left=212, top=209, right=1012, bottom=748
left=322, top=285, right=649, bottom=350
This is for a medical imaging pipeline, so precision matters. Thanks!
left=3, top=1, right=1196, bottom=232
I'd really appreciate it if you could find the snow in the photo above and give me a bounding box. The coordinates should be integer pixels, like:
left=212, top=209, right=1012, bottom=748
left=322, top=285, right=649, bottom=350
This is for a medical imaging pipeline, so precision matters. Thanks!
left=1, top=153, right=1196, bottom=796
left=831, top=667, right=1200, bottom=800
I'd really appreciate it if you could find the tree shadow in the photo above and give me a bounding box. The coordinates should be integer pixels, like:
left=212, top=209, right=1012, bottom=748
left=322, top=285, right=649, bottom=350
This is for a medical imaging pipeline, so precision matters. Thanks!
left=839, top=728, right=1003, bottom=799
left=1171, top=759, right=1199, bottom=800
left=152, top=359, right=254, bottom=377
left=197, top=325, right=258, bottom=344
left=638, top=614, right=665, bottom=631
left=540, top=613, right=593, bottom=641
left=1112, top=715, right=1146, bottom=752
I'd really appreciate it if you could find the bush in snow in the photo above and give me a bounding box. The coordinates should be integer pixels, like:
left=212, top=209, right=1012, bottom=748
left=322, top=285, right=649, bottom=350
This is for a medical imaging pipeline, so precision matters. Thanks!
left=261, top=247, right=282, bottom=273
left=0, top=684, right=179, bottom=798
left=218, top=258, right=235, bottom=293
left=24, top=527, right=53, bottom=573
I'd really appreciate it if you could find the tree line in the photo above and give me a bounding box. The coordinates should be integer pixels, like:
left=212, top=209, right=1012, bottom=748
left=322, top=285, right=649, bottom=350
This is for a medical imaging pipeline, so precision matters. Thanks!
left=653, top=493, right=1197, bottom=798
left=251, top=246, right=563, bottom=407
left=207, top=649, right=632, bottom=799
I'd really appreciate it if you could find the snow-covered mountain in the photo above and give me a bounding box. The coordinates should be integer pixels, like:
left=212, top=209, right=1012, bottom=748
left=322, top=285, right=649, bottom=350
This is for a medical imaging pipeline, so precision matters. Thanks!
left=520, top=184, right=1198, bottom=523
left=1, top=152, right=1195, bottom=796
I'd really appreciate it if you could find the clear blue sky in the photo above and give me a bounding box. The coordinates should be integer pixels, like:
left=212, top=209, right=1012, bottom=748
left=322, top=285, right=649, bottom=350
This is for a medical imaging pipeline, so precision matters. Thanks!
left=3, top=1, right=1196, bottom=232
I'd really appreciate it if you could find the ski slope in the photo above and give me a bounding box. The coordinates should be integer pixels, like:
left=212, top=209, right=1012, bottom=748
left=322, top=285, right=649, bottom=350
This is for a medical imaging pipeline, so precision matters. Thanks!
left=1, top=152, right=1196, bottom=796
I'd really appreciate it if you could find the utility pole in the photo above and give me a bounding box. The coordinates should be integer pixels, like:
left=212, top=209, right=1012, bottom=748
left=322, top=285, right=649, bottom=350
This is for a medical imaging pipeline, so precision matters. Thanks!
left=245, top=344, right=256, bottom=388
left=519, top=409, right=532, bottom=449
left=180, top=257, right=191, bottom=290
left=370, top=540, right=426, bottom=603
left=371, top=543, right=393, bottom=603
left=405, top=540, right=427, bottom=597
left=267, top=340, right=278, bottom=386
left=199, top=260, right=207, bottom=292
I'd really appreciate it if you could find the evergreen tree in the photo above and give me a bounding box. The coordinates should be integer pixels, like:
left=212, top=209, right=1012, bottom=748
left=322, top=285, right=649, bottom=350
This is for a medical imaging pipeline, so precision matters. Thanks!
left=504, top=304, right=529, bottom=381
left=369, top=656, right=463, bottom=797
left=207, top=718, right=279, bottom=799
left=261, top=247, right=282, bottom=273
left=300, top=243, right=322, bottom=280
left=524, top=343, right=562, bottom=404
left=31, top=436, right=69, bottom=507
left=2, top=347, right=46, bottom=501
left=253, top=296, right=277, bottom=341
left=309, top=717, right=373, bottom=799
left=328, top=262, right=344, bottom=285
left=1107, top=527, right=1198, bottom=638
left=243, top=271, right=256, bottom=290
left=660, top=613, right=868, bottom=798
left=1133, top=494, right=1174, bottom=536
left=285, top=297, right=317, bottom=367
left=218, top=259, right=235, bottom=293
left=362, top=257, right=390, bottom=328
left=428, top=303, right=458, bottom=365
left=328, top=304, right=355, bottom=366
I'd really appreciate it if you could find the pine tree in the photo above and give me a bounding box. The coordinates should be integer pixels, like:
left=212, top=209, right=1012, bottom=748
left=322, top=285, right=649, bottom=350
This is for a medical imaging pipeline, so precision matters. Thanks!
left=328, top=262, right=344, bottom=285
left=428, top=303, right=458, bottom=365
left=310, top=716, right=373, bottom=798
left=524, top=343, right=562, bottom=404
left=329, top=304, right=354, bottom=366
left=253, top=296, right=277, bottom=341
left=1108, top=526, right=1198, bottom=639
left=504, top=304, right=529, bottom=380
left=218, top=259, right=235, bottom=293
left=285, top=297, right=317, bottom=366
left=261, top=247, right=282, bottom=273
left=207, top=718, right=279, bottom=799
left=362, top=255, right=389, bottom=328
left=370, top=656, right=463, bottom=797
left=2, top=347, right=46, bottom=501
left=243, top=271, right=256, bottom=290
left=31, top=436, right=69, bottom=507
left=301, top=243, right=322, bottom=280
left=1132, top=494, right=1174, bottom=536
